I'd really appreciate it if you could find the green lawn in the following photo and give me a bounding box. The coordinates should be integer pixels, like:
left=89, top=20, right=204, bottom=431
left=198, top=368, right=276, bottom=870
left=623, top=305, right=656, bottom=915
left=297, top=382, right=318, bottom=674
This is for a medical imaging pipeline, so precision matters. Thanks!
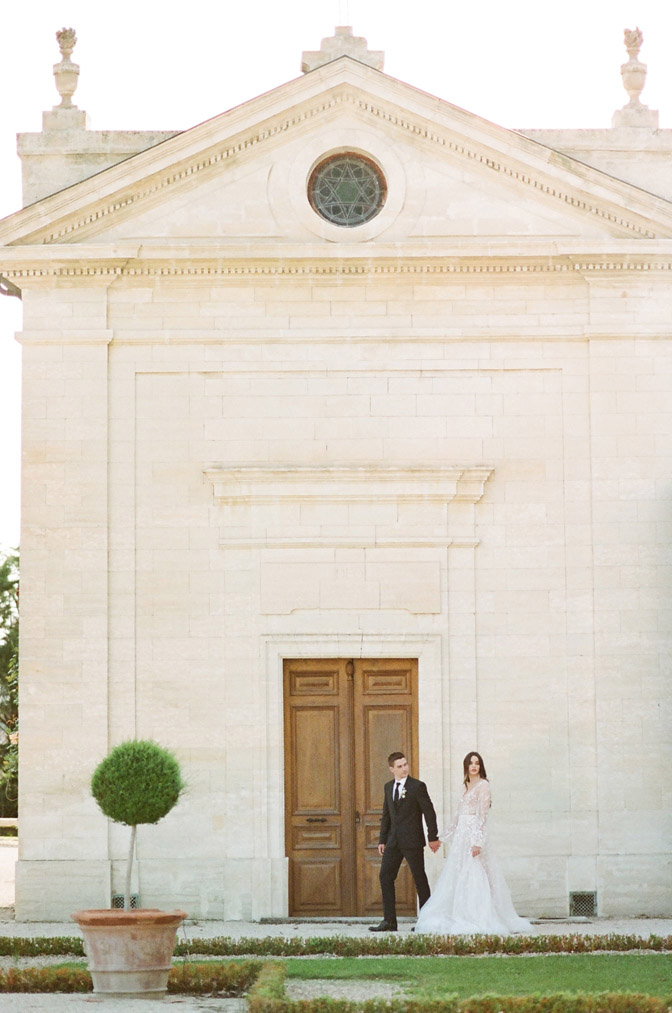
left=284, top=954, right=672, bottom=999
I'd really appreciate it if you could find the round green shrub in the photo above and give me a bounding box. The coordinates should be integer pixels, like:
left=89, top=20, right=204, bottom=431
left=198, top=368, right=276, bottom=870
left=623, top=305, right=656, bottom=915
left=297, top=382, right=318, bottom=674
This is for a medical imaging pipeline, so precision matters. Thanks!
left=91, top=739, right=184, bottom=826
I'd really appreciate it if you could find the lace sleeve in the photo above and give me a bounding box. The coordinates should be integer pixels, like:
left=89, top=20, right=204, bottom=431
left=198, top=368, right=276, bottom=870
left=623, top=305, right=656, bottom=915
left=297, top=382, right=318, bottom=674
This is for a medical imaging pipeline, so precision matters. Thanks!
left=471, top=780, right=491, bottom=847
left=439, top=809, right=458, bottom=843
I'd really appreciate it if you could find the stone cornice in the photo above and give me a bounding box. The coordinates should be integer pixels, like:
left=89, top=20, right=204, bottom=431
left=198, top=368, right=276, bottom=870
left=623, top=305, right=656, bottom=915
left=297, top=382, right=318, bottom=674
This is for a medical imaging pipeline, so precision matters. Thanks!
left=3, top=63, right=672, bottom=246
left=4, top=244, right=672, bottom=283
left=204, top=464, right=494, bottom=504
left=204, top=462, right=493, bottom=549
left=16, top=328, right=671, bottom=345
left=17, top=326, right=671, bottom=344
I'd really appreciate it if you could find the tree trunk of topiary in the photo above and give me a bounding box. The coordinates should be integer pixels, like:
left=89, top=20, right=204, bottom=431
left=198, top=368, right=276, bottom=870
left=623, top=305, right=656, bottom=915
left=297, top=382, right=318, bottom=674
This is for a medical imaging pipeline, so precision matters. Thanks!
left=125, top=825, right=136, bottom=911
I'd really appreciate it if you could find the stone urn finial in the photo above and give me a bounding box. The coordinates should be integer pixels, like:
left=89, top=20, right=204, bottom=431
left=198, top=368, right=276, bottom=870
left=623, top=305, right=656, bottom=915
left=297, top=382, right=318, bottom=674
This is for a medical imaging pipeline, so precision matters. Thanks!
left=623, top=27, right=643, bottom=61
left=53, top=27, right=80, bottom=109
left=56, top=27, right=77, bottom=60
left=620, top=27, right=646, bottom=108
left=612, top=27, right=658, bottom=128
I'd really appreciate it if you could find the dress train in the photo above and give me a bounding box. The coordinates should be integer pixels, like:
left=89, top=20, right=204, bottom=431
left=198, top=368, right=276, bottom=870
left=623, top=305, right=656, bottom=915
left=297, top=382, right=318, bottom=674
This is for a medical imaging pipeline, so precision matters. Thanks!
left=414, top=779, right=532, bottom=935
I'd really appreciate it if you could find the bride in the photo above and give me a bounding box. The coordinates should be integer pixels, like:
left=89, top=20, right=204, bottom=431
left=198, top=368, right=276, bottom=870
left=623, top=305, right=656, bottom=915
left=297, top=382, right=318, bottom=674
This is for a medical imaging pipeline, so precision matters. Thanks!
left=414, top=751, right=532, bottom=935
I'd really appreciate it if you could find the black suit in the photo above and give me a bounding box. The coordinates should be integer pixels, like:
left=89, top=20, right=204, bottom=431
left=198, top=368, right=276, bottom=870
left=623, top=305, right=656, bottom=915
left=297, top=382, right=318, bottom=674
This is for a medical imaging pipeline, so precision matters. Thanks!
left=378, top=775, right=439, bottom=925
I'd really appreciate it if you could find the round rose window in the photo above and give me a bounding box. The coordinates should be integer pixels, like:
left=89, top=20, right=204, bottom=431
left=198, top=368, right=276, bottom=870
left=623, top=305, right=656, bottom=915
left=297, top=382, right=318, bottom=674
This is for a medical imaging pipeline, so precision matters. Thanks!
left=308, top=153, right=386, bottom=227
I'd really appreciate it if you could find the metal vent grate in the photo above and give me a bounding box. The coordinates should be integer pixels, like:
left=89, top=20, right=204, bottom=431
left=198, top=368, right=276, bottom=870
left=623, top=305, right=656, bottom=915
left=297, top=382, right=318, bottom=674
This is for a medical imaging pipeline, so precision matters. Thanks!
left=111, top=893, right=139, bottom=910
left=569, top=891, right=597, bottom=917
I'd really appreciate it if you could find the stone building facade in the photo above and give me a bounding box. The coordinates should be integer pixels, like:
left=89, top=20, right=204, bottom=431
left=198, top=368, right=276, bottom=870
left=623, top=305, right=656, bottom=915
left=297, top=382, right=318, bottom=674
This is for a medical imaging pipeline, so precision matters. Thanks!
left=0, top=27, right=670, bottom=920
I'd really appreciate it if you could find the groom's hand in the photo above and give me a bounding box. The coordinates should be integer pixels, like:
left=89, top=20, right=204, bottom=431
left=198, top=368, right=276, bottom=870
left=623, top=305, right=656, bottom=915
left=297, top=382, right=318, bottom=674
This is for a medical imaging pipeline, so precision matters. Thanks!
left=428, top=840, right=441, bottom=853
left=378, top=844, right=385, bottom=856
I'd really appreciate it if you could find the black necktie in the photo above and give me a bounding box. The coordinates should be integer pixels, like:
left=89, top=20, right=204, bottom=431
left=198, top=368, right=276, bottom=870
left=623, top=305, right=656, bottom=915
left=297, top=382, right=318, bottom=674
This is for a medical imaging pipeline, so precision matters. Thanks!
left=394, top=782, right=400, bottom=802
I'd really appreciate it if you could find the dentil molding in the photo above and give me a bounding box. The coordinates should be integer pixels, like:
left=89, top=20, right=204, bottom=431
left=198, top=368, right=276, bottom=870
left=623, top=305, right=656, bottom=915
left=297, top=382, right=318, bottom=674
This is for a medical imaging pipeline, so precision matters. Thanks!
left=5, top=255, right=672, bottom=284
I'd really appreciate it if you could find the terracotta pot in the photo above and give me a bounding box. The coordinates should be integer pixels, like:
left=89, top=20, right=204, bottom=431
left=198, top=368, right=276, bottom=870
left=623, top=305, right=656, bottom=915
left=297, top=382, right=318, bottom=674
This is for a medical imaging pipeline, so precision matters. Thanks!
left=72, top=908, right=187, bottom=997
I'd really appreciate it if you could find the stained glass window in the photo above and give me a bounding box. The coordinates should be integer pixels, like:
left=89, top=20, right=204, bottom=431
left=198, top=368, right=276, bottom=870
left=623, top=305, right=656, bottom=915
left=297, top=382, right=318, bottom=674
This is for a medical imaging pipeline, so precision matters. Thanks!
left=308, top=153, right=386, bottom=227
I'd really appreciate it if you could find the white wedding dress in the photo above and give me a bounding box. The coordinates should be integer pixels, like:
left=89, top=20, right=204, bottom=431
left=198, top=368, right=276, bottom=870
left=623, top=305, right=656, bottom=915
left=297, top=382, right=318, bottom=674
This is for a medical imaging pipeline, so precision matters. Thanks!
left=414, top=779, right=532, bottom=935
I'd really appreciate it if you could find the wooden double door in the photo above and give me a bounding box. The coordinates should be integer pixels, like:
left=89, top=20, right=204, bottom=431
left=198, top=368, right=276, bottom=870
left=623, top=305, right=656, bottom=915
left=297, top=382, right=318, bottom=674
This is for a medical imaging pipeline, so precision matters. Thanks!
left=284, top=658, right=418, bottom=916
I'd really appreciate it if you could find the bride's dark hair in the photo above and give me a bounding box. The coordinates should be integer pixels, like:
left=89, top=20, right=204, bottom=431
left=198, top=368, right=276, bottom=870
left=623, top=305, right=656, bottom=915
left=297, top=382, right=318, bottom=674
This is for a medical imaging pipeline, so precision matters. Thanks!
left=462, top=751, right=487, bottom=788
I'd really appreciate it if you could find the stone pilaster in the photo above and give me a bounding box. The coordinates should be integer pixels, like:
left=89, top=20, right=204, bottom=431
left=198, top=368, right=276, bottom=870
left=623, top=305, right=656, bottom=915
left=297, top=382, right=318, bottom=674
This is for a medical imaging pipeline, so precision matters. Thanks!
left=15, top=284, right=112, bottom=919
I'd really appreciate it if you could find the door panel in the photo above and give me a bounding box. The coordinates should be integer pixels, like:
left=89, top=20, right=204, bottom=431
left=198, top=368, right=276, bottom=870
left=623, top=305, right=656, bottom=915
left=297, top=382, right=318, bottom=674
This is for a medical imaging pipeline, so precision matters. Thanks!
left=354, top=659, right=418, bottom=916
left=285, top=660, right=355, bottom=915
left=292, top=825, right=341, bottom=849
left=291, top=707, right=339, bottom=811
left=284, top=658, right=418, bottom=917
left=292, top=858, right=343, bottom=914
left=362, top=708, right=409, bottom=810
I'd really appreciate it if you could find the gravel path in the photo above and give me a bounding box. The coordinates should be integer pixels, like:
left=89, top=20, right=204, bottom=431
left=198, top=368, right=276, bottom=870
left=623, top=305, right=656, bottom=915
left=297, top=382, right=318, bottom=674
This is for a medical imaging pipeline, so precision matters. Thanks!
left=0, top=999, right=245, bottom=1012
left=0, top=955, right=86, bottom=969
left=286, top=978, right=409, bottom=1000
left=1, top=915, right=670, bottom=939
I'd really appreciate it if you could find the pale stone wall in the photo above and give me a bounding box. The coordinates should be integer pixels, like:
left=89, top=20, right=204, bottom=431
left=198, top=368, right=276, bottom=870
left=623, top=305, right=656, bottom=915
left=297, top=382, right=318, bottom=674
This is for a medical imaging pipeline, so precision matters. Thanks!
left=18, top=129, right=179, bottom=207
left=520, top=129, right=672, bottom=203
left=17, top=290, right=113, bottom=918
left=12, top=262, right=672, bottom=919
left=590, top=336, right=672, bottom=914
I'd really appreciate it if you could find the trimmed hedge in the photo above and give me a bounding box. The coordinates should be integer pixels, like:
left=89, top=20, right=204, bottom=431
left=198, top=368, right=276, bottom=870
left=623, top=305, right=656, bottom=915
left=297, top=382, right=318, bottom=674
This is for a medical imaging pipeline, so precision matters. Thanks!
left=248, top=961, right=288, bottom=1008
left=177, top=933, right=672, bottom=958
left=0, top=967, right=91, bottom=993
left=0, top=932, right=669, bottom=958
left=245, top=959, right=672, bottom=1013
left=0, top=937, right=85, bottom=957
left=167, top=960, right=261, bottom=995
left=0, top=960, right=261, bottom=995
left=250, top=995, right=672, bottom=1013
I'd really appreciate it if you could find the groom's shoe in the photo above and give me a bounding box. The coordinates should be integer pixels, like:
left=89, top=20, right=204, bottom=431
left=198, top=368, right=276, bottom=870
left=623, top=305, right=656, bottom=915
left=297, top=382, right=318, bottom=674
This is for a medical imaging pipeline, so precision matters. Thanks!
left=369, top=920, right=398, bottom=932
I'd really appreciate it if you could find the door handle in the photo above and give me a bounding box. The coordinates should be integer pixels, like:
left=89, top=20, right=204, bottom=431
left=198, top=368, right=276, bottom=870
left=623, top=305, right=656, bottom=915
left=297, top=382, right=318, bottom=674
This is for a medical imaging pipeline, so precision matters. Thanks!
left=306, top=817, right=327, bottom=823
left=355, top=811, right=361, bottom=824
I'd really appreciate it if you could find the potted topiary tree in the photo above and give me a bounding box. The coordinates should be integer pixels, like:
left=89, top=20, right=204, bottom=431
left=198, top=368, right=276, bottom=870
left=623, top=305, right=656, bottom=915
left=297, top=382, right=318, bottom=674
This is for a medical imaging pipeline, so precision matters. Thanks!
left=73, top=739, right=187, bottom=998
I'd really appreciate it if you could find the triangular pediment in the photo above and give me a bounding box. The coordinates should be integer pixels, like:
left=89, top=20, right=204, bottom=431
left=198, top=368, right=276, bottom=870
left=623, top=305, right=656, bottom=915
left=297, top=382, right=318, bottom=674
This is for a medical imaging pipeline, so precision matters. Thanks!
left=46, top=103, right=628, bottom=246
left=3, top=57, right=672, bottom=252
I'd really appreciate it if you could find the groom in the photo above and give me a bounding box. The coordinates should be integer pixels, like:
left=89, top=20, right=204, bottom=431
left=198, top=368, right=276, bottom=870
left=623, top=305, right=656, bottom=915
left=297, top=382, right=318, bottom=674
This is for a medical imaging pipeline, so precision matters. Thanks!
left=370, top=751, right=440, bottom=932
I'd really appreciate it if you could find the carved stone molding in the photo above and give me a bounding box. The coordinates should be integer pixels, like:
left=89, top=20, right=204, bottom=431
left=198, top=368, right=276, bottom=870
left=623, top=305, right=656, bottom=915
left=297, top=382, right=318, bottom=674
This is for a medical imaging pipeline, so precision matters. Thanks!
left=3, top=89, right=663, bottom=247
left=204, top=463, right=493, bottom=550
left=205, top=463, right=493, bottom=502
left=5, top=255, right=672, bottom=284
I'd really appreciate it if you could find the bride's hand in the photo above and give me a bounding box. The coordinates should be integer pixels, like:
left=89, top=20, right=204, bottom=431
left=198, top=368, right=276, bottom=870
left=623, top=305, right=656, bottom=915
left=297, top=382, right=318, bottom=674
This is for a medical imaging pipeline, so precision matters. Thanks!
left=471, top=845, right=481, bottom=857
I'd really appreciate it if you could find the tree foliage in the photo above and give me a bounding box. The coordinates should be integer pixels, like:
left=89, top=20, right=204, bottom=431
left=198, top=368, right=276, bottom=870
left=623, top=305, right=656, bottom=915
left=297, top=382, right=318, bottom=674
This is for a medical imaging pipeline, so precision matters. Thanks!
left=91, top=739, right=184, bottom=827
left=0, top=549, right=18, bottom=817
